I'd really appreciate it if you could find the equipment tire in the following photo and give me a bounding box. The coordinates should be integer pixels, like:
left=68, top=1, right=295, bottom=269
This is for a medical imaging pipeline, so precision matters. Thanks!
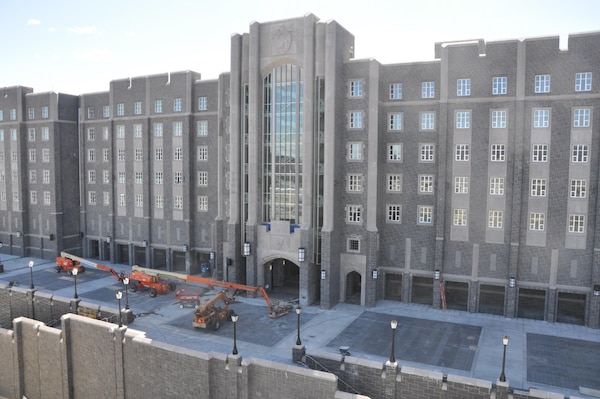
left=212, top=320, right=221, bottom=331
left=129, top=283, right=138, bottom=293
left=169, top=282, right=176, bottom=291
left=67, top=270, right=72, bottom=275
left=55, top=266, right=61, bottom=273
left=148, top=288, right=157, bottom=298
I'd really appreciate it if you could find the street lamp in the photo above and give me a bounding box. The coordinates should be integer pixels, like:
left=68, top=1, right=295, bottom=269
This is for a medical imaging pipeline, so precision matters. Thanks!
left=231, top=314, right=239, bottom=355
left=116, top=291, right=123, bottom=327
left=499, top=335, right=509, bottom=382
left=28, top=261, right=34, bottom=289
left=72, top=268, right=79, bottom=299
left=123, top=277, right=130, bottom=309
left=389, top=320, right=398, bottom=364
left=295, top=307, right=303, bottom=346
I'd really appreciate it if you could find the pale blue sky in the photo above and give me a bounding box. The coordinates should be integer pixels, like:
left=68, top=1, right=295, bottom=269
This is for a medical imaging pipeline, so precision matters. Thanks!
left=2, top=0, right=599, bottom=94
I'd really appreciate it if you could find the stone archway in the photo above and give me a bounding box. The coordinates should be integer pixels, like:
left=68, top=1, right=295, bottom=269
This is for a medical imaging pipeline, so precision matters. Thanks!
left=345, top=271, right=362, bottom=304
left=263, top=258, right=299, bottom=300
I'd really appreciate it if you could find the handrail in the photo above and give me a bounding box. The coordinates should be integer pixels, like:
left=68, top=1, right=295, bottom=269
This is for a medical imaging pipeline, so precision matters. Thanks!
left=302, top=355, right=361, bottom=395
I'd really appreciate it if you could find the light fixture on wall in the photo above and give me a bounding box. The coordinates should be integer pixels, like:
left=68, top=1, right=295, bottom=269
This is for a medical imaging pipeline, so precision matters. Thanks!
left=243, top=242, right=251, bottom=256
left=106, top=236, right=111, bottom=244
left=298, top=248, right=305, bottom=263
left=182, top=244, right=188, bottom=252
left=142, top=240, right=147, bottom=248
left=509, top=277, right=516, bottom=288
left=372, top=269, right=378, bottom=279
left=434, top=270, right=441, bottom=280
left=593, top=285, right=600, bottom=296
left=320, top=270, right=326, bottom=280
left=16, top=231, right=22, bottom=238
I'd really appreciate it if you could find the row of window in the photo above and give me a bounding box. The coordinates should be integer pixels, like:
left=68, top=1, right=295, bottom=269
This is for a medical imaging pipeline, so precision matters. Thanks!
left=82, top=192, right=209, bottom=211
left=85, top=96, right=208, bottom=119
left=348, top=72, right=593, bottom=100
left=0, top=107, right=50, bottom=122
left=86, top=146, right=209, bottom=162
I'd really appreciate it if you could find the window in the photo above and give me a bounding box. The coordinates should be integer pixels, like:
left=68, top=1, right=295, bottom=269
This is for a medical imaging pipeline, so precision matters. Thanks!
left=28, top=128, right=35, bottom=141
left=387, top=205, right=402, bottom=223
left=173, top=122, right=183, bottom=136
left=155, top=194, right=164, bottom=209
left=174, top=98, right=182, bottom=112
left=174, top=172, right=183, bottom=184
left=12, top=151, right=18, bottom=162
left=134, top=101, right=142, bottom=115
left=87, top=149, right=95, bottom=162
left=198, top=196, right=208, bottom=211
left=43, top=170, right=50, bottom=184
left=529, top=212, right=545, bottom=231
left=104, top=192, right=110, bottom=205
left=533, top=109, right=550, bottom=128
left=388, top=144, right=402, bottom=161
left=10, top=129, right=17, bottom=140
left=390, top=83, right=402, bottom=100
left=455, top=144, right=469, bottom=161
left=87, top=107, right=95, bottom=119
left=420, top=144, right=435, bottom=162
left=28, top=107, right=35, bottom=120
left=348, top=174, right=363, bottom=192
left=198, top=146, right=208, bottom=161
left=422, top=82, right=435, bottom=98
left=119, top=194, right=126, bottom=206
left=347, top=238, right=360, bottom=253
left=198, top=96, right=208, bottom=111
left=103, top=106, right=110, bottom=118
left=419, top=175, right=434, bottom=193
left=154, top=100, right=163, bottom=113
left=103, top=149, right=109, bottom=162
left=457, top=79, right=471, bottom=96
left=198, top=171, right=208, bottom=186
left=569, top=214, right=585, bottom=233
left=174, top=195, right=183, bottom=209
left=10, top=109, right=16, bottom=120
left=454, top=177, right=469, bottom=194
left=88, top=191, right=97, bottom=205
left=535, top=74, right=551, bottom=93
left=41, top=106, right=48, bottom=119
left=30, top=191, right=37, bottom=205
left=570, top=179, right=587, bottom=198
left=87, top=128, right=95, bottom=141
left=418, top=206, right=433, bottom=224
left=573, top=108, right=590, bottom=127
left=135, top=194, right=143, bottom=207
left=492, top=77, right=507, bottom=95
left=197, top=120, right=208, bottom=136
left=349, top=80, right=363, bottom=97
left=43, top=191, right=51, bottom=205
left=103, top=170, right=110, bottom=184
left=456, top=111, right=470, bottom=129
left=572, top=144, right=589, bottom=163
left=133, top=124, right=142, bottom=137
left=102, top=127, right=109, bottom=141
left=154, top=123, right=163, bottom=137
left=29, top=149, right=36, bottom=163
left=349, top=111, right=363, bottom=128
left=491, top=111, right=506, bottom=128
left=117, top=149, right=125, bottom=161
left=88, top=170, right=96, bottom=184
left=155, top=172, right=163, bottom=184
left=387, top=174, right=402, bottom=192
left=174, top=147, right=183, bottom=160
left=531, top=178, right=547, bottom=197
left=388, top=113, right=403, bottom=131
left=453, top=209, right=468, bottom=226
left=488, top=211, right=503, bottom=228
left=490, top=144, right=505, bottom=162
left=118, top=172, right=126, bottom=183
left=575, top=72, right=592, bottom=92
left=348, top=142, right=363, bottom=161
left=117, top=103, right=124, bottom=116
left=421, top=112, right=435, bottom=130
left=0, top=111, right=2, bottom=121
left=135, top=172, right=143, bottom=184
left=29, top=170, right=36, bottom=183
left=490, top=177, right=505, bottom=195
left=135, top=148, right=143, bottom=161
left=155, top=148, right=163, bottom=160
left=41, top=127, right=49, bottom=141
left=347, top=205, right=362, bottom=223
left=116, top=125, right=125, bottom=138
left=13, top=191, right=19, bottom=203
left=532, top=144, right=548, bottom=162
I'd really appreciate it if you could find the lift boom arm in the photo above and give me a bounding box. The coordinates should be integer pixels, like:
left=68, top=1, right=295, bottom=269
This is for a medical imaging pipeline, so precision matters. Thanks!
left=60, top=252, right=124, bottom=281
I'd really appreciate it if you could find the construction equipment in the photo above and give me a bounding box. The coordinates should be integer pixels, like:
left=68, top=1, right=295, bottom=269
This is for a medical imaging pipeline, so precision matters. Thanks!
left=192, top=290, right=236, bottom=330
left=59, top=252, right=124, bottom=281
left=55, top=255, right=86, bottom=275
left=176, top=288, right=201, bottom=308
left=132, top=265, right=293, bottom=318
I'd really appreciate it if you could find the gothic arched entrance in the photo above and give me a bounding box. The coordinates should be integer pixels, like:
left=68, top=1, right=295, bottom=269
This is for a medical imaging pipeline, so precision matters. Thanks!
left=263, top=258, right=299, bottom=300
left=345, top=271, right=362, bottom=304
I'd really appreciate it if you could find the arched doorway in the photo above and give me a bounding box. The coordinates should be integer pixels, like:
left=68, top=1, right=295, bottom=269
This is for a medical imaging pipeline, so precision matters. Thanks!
left=263, top=258, right=299, bottom=300
left=345, top=271, right=362, bottom=304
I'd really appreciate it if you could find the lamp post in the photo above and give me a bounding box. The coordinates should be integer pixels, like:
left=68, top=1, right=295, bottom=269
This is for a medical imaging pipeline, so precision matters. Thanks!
left=72, top=268, right=79, bottom=299
left=499, top=335, right=509, bottom=382
left=116, top=291, right=123, bottom=327
left=295, top=307, right=303, bottom=346
left=28, top=261, right=34, bottom=289
left=231, top=314, right=239, bottom=355
left=123, top=277, right=130, bottom=309
left=389, top=320, right=398, bottom=364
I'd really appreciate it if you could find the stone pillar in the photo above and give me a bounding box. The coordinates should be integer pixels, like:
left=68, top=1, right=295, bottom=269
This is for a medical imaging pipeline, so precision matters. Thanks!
left=382, top=361, right=398, bottom=399
left=225, top=354, right=243, bottom=399
left=589, top=288, right=600, bottom=328
left=468, top=279, right=478, bottom=313
left=292, top=344, right=305, bottom=363
left=433, top=272, right=442, bottom=309
left=546, top=287, right=557, bottom=323
left=505, top=282, right=517, bottom=318
left=496, top=380, right=510, bottom=399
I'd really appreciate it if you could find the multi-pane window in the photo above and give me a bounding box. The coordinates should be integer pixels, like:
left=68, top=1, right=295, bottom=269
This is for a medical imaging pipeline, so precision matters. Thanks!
left=41, top=127, right=49, bottom=141
left=30, top=191, right=37, bottom=205
left=348, top=143, right=363, bottom=161
left=198, top=146, right=208, bottom=161
left=388, top=144, right=402, bottom=161
left=174, top=195, right=183, bottom=209
left=387, top=174, right=402, bottom=192
left=454, top=176, right=469, bottom=194
left=529, top=212, right=545, bottom=231
left=490, top=144, right=505, bottom=162
left=173, top=122, right=183, bottom=136
left=155, top=172, right=163, bottom=184
left=117, top=149, right=125, bottom=161
left=103, top=170, right=110, bottom=184
left=116, top=125, right=125, bottom=138
left=43, top=191, right=51, bottom=205
left=28, top=108, right=35, bottom=119
left=154, top=123, right=163, bottom=137
left=535, top=74, right=551, bottom=93
left=573, top=108, right=591, bottom=127
left=457, top=79, right=471, bottom=96
left=422, top=82, right=435, bottom=98
left=10, top=109, right=16, bottom=120
left=131, top=124, right=141, bottom=138
left=456, top=111, right=470, bottom=129
left=29, top=149, right=36, bottom=163
left=135, top=194, right=143, bottom=207
left=575, top=72, right=592, bottom=92
left=154, top=100, right=163, bottom=113
left=348, top=174, right=363, bottom=192
left=569, top=214, right=585, bottom=233
left=387, top=205, right=402, bottom=223
left=135, top=148, right=143, bottom=161
left=174, top=147, right=183, bottom=160
left=491, top=111, right=507, bottom=128
left=103, top=105, right=110, bottom=118
left=420, top=144, right=434, bottom=162
left=10, top=129, right=17, bottom=140
left=12, top=151, right=18, bottom=162
left=419, top=175, right=434, bottom=193
left=88, top=170, right=96, bottom=184
left=117, top=103, right=124, bottom=116
left=102, top=127, right=109, bottom=141
left=455, top=144, right=469, bottom=161
left=490, top=177, right=505, bottom=195
left=421, top=112, right=435, bottom=130
left=174, top=172, right=183, bottom=185
left=43, top=170, right=50, bottom=184
left=533, top=109, right=550, bottom=128
left=530, top=178, right=547, bottom=197
left=390, top=83, right=402, bottom=100
left=572, top=144, right=589, bottom=163
left=41, top=106, right=48, bottom=119
left=155, top=194, right=164, bottom=208
left=349, top=111, right=363, bottom=128
left=198, top=196, right=208, bottom=211
left=28, top=128, right=35, bottom=141
left=347, top=238, right=360, bottom=253
left=349, top=80, right=363, bottom=97
left=174, top=98, right=182, bottom=112
left=418, top=206, right=433, bottom=224
left=87, top=107, right=94, bottom=119
left=103, top=149, right=109, bottom=162
left=135, top=171, right=143, bottom=184
left=104, top=192, right=110, bottom=205
left=198, top=96, right=208, bottom=111
left=488, top=211, right=503, bottom=228
left=198, top=171, right=208, bottom=186
left=570, top=179, right=587, bottom=198
left=197, top=120, right=208, bottom=136
left=134, top=101, right=142, bottom=115
left=118, top=171, right=126, bottom=183
left=88, top=191, right=96, bottom=205
left=346, top=205, right=362, bottom=223
left=119, top=194, right=126, bottom=206
left=154, top=148, right=163, bottom=161
left=453, top=209, right=468, bottom=226
left=389, top=113, right=403, bottom=131
left=29, top=170, right=36, bottom=183
left=87, top=149, right=95, bottom=162
left=492, top=77, right=507, bottom=95
left=532, top=144, right=548, bottom=162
